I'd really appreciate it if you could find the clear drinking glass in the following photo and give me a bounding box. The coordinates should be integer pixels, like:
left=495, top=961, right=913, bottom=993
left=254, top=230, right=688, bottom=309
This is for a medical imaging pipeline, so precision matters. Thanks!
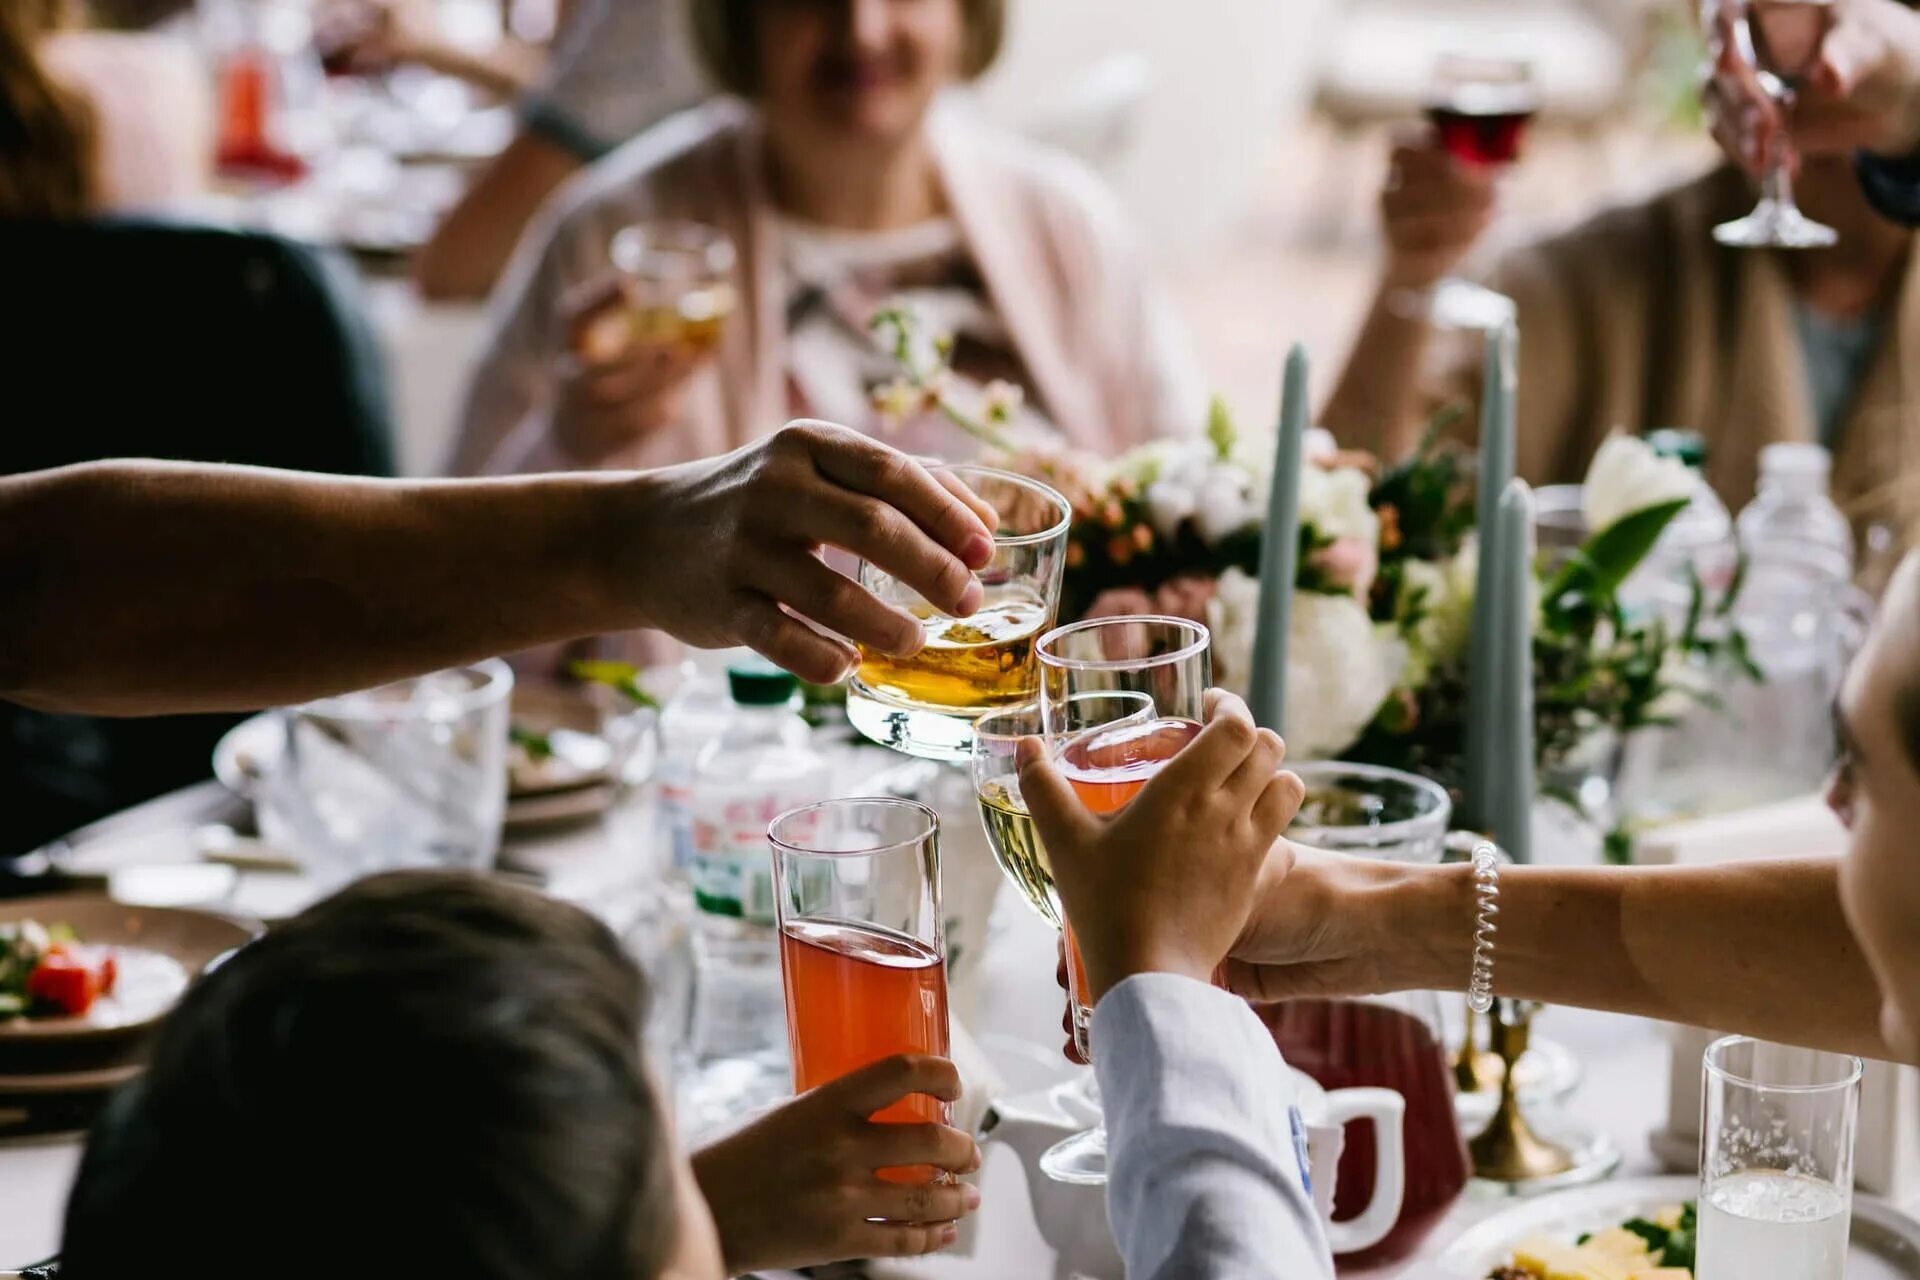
left=1287, top=760, right=1453, bottom=862
left=1696, top=1035, right=1862, bottom=1280
left=1030, top=615, right=1210, bottom=1184
left=1392, top=54, right=1539, bottom=331
left=847, top=465, right=1071, bottom=762
left=258, top=660, right=513, bottom=889
left=1710, top=0, right=1840, bottom=249
left=600, top=220, right=739, bottom=355
left=769, top=798, right=951, bottom=1181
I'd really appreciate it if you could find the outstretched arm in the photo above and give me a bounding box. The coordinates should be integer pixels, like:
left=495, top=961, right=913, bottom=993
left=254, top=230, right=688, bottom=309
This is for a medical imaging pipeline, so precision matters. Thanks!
left=1228, top=851, right=1893, bottom=1061
left=0, top=423, right=993, bottom=716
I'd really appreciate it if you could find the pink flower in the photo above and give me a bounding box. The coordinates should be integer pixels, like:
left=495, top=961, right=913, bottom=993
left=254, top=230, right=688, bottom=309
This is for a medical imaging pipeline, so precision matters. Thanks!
left=1084, top=587, right=1155, bottom=621
left=1152, top=574, right=1218, bottom=624
left=1308, top=536, right=1379, bottom=598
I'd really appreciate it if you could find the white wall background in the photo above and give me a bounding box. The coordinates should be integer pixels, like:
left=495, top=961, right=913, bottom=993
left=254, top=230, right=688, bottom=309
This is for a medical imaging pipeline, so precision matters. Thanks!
left=975, top=0, right=1343, bottom=264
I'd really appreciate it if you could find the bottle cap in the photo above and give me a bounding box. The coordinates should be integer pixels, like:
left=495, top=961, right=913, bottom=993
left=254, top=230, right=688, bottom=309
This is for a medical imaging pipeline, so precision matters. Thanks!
left=1647, top=428, right=1708, bottom=470
left=727, top=661, right=798, bottom=706
left=1759, top=441, right=1832, bottom=478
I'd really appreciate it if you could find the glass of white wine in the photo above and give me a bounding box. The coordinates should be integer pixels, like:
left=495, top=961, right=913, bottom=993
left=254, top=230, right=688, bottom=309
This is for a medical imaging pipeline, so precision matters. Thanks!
left=847, top=466, right=1071, bottom=762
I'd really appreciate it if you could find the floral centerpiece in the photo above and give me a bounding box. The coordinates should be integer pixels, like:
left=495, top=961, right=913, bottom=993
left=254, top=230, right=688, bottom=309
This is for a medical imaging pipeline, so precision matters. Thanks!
left=872, top=310, right=1756, bottom=800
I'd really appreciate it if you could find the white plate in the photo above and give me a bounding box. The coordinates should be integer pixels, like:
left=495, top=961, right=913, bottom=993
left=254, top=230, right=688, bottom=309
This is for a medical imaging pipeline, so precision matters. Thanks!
left=1436, top=1173, right=1920, bottom=1278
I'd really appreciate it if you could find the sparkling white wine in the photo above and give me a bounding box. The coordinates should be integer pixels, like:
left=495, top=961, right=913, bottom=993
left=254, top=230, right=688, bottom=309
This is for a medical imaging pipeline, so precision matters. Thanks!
left=1697, top=1170, right=1848, bottom=1280
left=855, top=588, right=1049, bottom=712
left=976, top=776, right=1059, bottom=927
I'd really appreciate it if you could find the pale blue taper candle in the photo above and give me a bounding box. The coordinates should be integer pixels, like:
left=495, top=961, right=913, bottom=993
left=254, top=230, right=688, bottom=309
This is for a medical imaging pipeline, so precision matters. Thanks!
left=1250, top=345, right=1307, bottom=733
left=1493, top=478, right=1535, bottom=863
left=1462, top=320, right=1517, bottom=832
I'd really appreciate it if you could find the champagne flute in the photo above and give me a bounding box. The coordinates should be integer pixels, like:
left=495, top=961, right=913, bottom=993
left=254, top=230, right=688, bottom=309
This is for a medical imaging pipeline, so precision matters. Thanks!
left=1026, top=615, right=1211, bottom=1185
left=1712, top=0, right=1841, bottom=248
left=1391, top=54, right=1539, bottom=332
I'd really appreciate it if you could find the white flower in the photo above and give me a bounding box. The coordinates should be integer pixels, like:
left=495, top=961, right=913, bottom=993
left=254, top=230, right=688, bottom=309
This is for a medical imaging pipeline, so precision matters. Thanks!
left=1207, top=568, right=1403, bottom=759
left=1143, top=479, right=1197, bottom=539
left=1298, top=465, right=1380, bottom=546
left=1582, top=435, right=1695, bottom=535
left=1191, top=464, right=1259, bottom=544
left=1305, top=427, right=1339, bottom=460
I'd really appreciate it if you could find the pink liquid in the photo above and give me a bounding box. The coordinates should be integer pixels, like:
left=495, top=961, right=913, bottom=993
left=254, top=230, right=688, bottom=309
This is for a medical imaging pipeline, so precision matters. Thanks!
left=1260, top=999, right=1469, bottom=1268
left=1058, top=717, right=1202, bottom=814
left=1058, top=716, right=1199, bottom=1047
left=1427, top=104, right=1535, bottom=166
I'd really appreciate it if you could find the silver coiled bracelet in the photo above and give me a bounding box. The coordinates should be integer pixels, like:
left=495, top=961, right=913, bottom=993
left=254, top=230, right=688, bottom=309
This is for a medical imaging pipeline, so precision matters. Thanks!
left=1466, top=841, right=1503, bottom=1013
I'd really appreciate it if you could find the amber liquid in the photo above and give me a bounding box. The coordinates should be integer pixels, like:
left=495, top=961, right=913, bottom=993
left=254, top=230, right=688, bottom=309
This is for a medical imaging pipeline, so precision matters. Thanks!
left=855, top=590, right=1049, bottom=712
left=630, top=283, right=736, bottom=351
left=781, top=918, right=951, bottom=1182
left=1260, top=999, right=1470, bottom=1267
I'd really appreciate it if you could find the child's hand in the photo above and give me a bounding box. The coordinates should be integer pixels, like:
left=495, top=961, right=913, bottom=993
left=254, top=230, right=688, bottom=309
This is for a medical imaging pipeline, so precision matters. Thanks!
left=691, top=1054, right=982, bottom=1273
left=1018, top=689, right=1305, bottom=1005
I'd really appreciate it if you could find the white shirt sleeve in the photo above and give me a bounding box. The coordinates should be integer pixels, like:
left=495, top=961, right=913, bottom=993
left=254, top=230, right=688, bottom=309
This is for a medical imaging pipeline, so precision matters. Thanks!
left=1092, top=973, right=1335, bottom=1280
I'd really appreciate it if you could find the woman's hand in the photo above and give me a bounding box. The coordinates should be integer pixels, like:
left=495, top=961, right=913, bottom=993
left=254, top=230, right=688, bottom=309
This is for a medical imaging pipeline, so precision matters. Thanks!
left=1017, top=690, right=1304, bottom=1004
left=553, top=280, right=715, bottom=465
left=1379, top=129, right=1497, bottom=291
left=1704, top=0, right=1920, bottom=175
left=618, top=419, right=996, bottom=684
left=691, top=1055, right=983, bottom=1273
left=1219, top=847, right=1469, bottom=1004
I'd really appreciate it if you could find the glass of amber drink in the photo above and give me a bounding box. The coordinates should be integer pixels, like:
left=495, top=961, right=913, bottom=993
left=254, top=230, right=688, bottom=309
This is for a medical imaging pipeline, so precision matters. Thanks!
left=602, top=220, right=739, bottom=354
left=770, top=798, right=951, bottom=1183
left=847, top=465, right=1071, bottom=762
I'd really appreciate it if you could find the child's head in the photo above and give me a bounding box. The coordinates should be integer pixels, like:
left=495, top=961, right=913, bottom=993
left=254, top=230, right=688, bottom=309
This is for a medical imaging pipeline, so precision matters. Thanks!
left=59, top=871, right=724, bottom=1280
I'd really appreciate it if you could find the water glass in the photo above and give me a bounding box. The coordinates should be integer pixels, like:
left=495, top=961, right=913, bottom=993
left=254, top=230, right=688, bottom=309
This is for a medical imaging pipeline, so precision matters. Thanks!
left=1697, top=1035, right=1861, bottom=1280
left=1286, top=761, right=1453, bottom=863
left=259, top=661, right=512, bottom=888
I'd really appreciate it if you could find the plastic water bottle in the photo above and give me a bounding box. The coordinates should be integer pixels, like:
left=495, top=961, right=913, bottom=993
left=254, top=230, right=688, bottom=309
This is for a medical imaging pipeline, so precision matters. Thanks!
left=1735, top=442, right=1854, bottom=582
left=684, top=662, right=827, bottom=1072
left=656, top=655, right=738, bottom=876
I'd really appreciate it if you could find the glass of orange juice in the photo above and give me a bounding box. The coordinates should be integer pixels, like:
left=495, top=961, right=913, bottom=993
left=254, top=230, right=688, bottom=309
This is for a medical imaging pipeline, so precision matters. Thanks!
left=769, top=798, right=950, bottom=1182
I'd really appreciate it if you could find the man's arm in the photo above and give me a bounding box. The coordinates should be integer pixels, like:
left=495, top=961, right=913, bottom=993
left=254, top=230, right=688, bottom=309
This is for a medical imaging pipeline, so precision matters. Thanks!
left=1229, top=852, right=1895, bottom=1061
left=0, top=424, right=994, bottom=716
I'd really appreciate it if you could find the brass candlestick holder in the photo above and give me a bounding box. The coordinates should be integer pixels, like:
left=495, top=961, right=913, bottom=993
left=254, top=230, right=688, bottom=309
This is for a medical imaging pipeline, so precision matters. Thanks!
left=1467, top=998, right=1575, bottom=1182
left=1453, top=1001, right=1506, bottom=1095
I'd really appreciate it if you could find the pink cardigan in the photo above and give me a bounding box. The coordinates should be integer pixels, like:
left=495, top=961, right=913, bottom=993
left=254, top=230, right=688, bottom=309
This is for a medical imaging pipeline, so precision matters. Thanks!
left=449, top=97, right=1203, bottom=477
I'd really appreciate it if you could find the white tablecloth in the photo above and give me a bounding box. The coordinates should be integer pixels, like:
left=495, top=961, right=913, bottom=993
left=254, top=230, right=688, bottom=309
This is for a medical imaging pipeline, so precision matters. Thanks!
left=0, top=781, right=1676, bottom=1277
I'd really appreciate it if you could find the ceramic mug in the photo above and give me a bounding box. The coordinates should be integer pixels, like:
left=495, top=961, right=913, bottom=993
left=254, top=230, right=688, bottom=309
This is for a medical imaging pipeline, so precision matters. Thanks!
left=1291, top=1069, right=1408, bottom=1255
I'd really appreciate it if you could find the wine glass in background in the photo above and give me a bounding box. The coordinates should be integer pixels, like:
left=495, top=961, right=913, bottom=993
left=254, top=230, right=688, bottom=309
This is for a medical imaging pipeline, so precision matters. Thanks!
left=598, top=221, right=741, bottom=354
left=1393, top=53, right=1540, bottom=332
left=1025, top=615, right=1211, bottom=1185
left=1712, top=0, right=1841, bottom=248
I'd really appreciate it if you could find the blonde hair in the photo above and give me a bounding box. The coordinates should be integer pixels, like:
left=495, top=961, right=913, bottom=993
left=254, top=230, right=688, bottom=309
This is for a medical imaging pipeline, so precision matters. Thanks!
left=687, top=0, right=1005, bottom=98
left=0, top=0, right=97, bottom=218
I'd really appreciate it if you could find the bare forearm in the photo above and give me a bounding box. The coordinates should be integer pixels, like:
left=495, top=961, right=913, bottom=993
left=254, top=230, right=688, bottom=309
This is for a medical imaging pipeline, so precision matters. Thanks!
left=0, top=461, right=642, bottom=715
left=1319, top=283, right=1437, bottom=459
left=415, top=135, right=580, bottom=301
left=1400, top=859, right=1891, bottom=1059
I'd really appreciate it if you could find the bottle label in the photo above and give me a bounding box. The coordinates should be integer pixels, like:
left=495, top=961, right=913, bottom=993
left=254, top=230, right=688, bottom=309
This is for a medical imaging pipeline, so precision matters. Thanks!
left=691, top=789, right=820, bottom=924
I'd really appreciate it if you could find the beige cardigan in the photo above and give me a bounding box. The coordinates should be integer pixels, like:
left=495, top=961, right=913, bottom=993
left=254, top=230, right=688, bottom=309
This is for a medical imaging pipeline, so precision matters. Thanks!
left=450, top=98, right=1203, bottom=477
left=1438, top=164, right=1920, bottom=535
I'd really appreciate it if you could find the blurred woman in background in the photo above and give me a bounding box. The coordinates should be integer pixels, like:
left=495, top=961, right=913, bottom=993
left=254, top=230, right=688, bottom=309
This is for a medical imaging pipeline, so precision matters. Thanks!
left=448, top=0, right=1201, bottom=481
left=1321, top=4, right=1920, bottom=539
left=0, top=0, right=209, bottom=217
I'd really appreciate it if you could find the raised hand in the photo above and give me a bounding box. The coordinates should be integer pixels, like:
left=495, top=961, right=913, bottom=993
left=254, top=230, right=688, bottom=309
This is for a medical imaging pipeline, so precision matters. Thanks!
left=1016, top=689, right=1305, bottom=1004
left=623, top=419, right=997, bottom=684
left=691, top=1054, right=982, bottom=1272
left=1380, top=128, right=1497, bottom=291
